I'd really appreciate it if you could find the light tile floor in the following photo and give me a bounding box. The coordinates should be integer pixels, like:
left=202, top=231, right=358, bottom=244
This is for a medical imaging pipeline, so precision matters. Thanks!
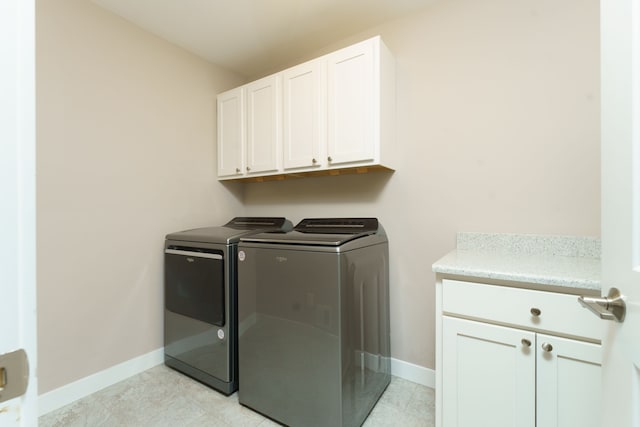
left=39, top=364, right=435, bottom=426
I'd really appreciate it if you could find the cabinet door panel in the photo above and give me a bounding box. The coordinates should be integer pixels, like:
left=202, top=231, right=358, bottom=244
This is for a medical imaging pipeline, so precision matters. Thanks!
left=246, top=75, right=281, bottom=174
left=327, top=39, right=376, bottom=166
left=536, top=334, right=601, bottom=427
left=217, top=87, right=244, bottom=177
left=443, top=317, right=535, bottom=427
left=283, top=59, right=325, bottom=170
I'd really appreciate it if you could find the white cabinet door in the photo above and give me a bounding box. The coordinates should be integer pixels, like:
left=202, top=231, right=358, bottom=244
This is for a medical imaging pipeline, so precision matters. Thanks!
left=216, top=36, right=394, bottom=181
left=536, top=334, right=601, bottom=427
left=326, top=38, right=376, bottom=167
left=442, top=317, right=536, bottom=427
left=217, top=87, right=244, bottom=177
left=245, top=74, right=281, bottom=174
left=282, top=59, right=325, bottom=171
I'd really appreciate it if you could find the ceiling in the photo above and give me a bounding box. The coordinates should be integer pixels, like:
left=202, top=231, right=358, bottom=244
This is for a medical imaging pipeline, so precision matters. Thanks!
left=92, top=0, right=434, bottom=78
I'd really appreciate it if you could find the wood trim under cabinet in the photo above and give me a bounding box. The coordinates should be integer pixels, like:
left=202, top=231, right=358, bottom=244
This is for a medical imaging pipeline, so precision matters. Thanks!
left=222, top=164, right=394, bottom=183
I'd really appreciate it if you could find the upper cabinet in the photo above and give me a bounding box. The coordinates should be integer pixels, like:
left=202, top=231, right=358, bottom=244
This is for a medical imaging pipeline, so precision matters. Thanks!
left=245, top=74, right=281, bottom=175
left=217, top=36, right=396, bottom=182
left=217, top=87, right=245, bottom=177
left=326, top=38, right=376, bottom=167
left=217, top=75, right=281, bottom=178
left=282, top=58, right=325, bottom=171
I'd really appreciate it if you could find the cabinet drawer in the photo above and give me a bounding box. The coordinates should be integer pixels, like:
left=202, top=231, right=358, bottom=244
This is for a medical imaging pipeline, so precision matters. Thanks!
left=442, top=279, right=603, bottom=341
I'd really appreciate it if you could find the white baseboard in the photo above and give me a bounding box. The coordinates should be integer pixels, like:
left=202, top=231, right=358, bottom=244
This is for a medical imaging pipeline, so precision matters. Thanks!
left=391, top=357, right=435, bottom=389
left=38, top=349, right=433, bottom=416
left=38, top=348, right=164, bottom=416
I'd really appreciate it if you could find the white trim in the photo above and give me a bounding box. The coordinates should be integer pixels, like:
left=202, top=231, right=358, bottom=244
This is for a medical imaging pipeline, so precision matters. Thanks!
left=391, top=357, right=435, bottom=389
left=0, top=0, right=37, bottom=425
left=37, top=348, right=433, bottom=417
left=38, top=348, right=164, bottom=416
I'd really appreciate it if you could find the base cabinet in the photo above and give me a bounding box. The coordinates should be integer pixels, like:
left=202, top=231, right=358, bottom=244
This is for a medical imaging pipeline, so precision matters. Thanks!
left=535, top=334, right=602, bottom=427
left=443, top=317, right=535, bottom=427
left=438, top=279, right=603, bottom=427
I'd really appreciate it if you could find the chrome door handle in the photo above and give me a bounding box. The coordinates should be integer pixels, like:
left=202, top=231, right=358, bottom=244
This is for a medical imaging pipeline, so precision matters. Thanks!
left=578, top=287, right=626, bottom=322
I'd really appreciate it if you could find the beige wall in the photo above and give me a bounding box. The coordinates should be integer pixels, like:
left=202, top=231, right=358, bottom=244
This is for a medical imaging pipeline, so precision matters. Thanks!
left=36, top=0, right=245, bottom=393
left=36, top=0, right=599, bottom=394
left=242, top=0, right=601, bottom=369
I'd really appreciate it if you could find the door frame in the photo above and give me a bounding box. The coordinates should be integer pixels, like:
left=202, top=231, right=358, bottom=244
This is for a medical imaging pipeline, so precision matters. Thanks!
left=0, top=0, right=38, bottom=424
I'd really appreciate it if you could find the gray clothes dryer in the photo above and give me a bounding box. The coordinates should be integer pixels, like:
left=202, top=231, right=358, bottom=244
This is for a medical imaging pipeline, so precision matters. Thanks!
left=164, top=217, right=292, bottom=395
left=237, top=218, right=391, bottom=427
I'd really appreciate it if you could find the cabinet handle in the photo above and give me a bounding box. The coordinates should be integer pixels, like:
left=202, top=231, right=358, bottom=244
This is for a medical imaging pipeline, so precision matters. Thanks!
left=235, top=168, right=240, bottom=173
left=312, top=158, right=317, bottom=164
left=246, top=166, right=251, bottom=171
left=541, top=342, right=553, bottom=352
left=328, top=156, right=333, bottom=162
left=521, top=338, right=532, bottom=348
left=530, top=307, right=541, bottom=317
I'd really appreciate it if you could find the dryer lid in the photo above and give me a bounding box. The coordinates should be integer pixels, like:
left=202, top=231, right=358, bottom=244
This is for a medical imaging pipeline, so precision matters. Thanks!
left=165, top=217, right=292, bottom=244
left=224, top=217, right=291, bottom=230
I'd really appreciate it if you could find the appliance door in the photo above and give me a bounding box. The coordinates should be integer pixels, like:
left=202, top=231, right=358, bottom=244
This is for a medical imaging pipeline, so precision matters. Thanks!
left=165, top=247, right=225, bottom=326
left=164, top=246, right=231, bottom=383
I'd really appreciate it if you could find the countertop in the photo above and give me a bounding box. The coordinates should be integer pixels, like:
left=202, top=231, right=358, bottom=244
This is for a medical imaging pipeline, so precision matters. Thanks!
left=432, top=232, right=601, bottom=292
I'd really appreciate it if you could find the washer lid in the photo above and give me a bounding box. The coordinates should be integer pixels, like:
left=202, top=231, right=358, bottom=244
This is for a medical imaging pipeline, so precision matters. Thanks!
left=166, top=217, right=292, bottom=244
left=294, top=218, right=378, bottom=234
left=241, top=218, right=379, bottom=246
